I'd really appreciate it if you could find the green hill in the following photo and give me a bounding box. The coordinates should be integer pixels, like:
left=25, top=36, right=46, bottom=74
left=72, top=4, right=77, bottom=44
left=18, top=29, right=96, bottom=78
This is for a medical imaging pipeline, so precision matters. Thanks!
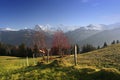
left=65, top=43, right=120, bottom=70
left=1, top=44, right=120, bottom=80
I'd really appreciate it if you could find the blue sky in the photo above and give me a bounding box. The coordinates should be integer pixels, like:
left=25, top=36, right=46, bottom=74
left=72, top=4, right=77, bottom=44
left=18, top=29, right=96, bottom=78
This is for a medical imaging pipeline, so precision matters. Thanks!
left=0, top=0, right=120, bottom=29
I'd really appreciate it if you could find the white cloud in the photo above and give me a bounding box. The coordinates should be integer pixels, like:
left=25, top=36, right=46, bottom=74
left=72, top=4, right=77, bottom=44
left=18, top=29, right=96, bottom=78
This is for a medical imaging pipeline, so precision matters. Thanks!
left=86, top=24, right=103, bottom=30
left=66, top=26, right=80, bottom=31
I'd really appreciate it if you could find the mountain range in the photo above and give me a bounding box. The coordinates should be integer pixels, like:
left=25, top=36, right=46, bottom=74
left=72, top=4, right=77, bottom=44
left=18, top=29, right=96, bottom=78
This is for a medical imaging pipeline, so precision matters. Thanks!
left=1, top=22, right=120, bottom=47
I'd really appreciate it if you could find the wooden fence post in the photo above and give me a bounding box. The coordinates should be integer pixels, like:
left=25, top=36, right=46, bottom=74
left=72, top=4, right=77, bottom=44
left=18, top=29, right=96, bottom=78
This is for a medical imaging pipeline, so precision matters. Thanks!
left=47, top=49, right=50, bottom=63
left=26, top=56, right=29, bottom=66
left=74, top=44, right=77, bottom=66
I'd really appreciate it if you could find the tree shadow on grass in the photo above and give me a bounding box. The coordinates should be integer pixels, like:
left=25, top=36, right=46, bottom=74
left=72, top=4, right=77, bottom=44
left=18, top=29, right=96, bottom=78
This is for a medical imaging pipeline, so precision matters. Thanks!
left=9, top=60, right=120, bottom=80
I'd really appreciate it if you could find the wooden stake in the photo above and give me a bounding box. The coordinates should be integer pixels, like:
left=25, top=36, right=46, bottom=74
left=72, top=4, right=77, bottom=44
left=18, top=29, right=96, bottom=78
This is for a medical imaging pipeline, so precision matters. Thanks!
left=26, top=56, right=29, bottom=66
left=47, top=49, right=50, bottom=63
left=74, top=44, right=77, bottom=66
left=33, top=53, right=36, bottom=65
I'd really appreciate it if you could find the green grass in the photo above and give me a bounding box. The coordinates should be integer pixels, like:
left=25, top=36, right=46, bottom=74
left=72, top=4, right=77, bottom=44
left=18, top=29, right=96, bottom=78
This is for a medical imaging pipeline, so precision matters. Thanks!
left=1, top=44, right=120, bottom=80
left=0, top=58, right=120, bottom=80
left=65, top=44, right=120, bottom=70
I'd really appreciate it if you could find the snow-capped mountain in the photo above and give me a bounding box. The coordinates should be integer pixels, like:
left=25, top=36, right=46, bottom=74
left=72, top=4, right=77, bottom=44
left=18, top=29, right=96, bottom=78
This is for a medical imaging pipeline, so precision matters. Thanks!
left=34, top=24, right=55, bottom=32
left=34, top=25, right=42, bottom=31
left=1, top=22, right=120, bottom=47
left=33, top=24, right=56, bottom=35
left=85, top=24, right=105, bottom=30
left=33, top=24, right=107, bottom=32
left=1, top=22, right=120, bottom=32
left=0, top=27, right=16, bottom=31
left=34, top=24, right=81, bottom=32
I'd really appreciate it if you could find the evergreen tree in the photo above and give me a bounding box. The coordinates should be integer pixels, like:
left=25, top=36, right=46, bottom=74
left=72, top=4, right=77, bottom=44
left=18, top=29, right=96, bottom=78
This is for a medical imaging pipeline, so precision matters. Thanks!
left=97, top=45, right=100, bottom=49
left=10, top=46, right=18, bottom=56
left=0, top=42, right=33, bottom=57
left=18, top=43, right=27, bottom=57
left=116, top=40, right=120, bottom=44
left=76, top=44, right=80, bottom=53
left=111, top=40, right=116, bottom=44
left=81, top=44, right=96, bottom=53
left=0, top=42, right=7, bottom=56
left=27, top=47, right=33, bottom=57
left=103, top=42, right=107, bottom=48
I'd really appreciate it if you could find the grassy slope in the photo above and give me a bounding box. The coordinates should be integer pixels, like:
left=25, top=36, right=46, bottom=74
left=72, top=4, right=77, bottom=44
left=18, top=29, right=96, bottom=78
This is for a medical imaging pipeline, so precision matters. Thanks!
left=65, top=43, right=120, bottom=70
left=1, top=44, right=120, bottom=80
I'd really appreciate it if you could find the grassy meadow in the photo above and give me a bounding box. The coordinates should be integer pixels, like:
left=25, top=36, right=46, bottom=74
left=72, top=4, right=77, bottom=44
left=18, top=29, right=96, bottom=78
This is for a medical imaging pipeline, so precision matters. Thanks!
left=1, top=44, right=120, bottom=80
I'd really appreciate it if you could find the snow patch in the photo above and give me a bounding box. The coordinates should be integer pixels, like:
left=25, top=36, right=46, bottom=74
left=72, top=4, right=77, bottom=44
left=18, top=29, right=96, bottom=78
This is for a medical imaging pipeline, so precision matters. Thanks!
left=0, top=27, right=17, bottom=31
